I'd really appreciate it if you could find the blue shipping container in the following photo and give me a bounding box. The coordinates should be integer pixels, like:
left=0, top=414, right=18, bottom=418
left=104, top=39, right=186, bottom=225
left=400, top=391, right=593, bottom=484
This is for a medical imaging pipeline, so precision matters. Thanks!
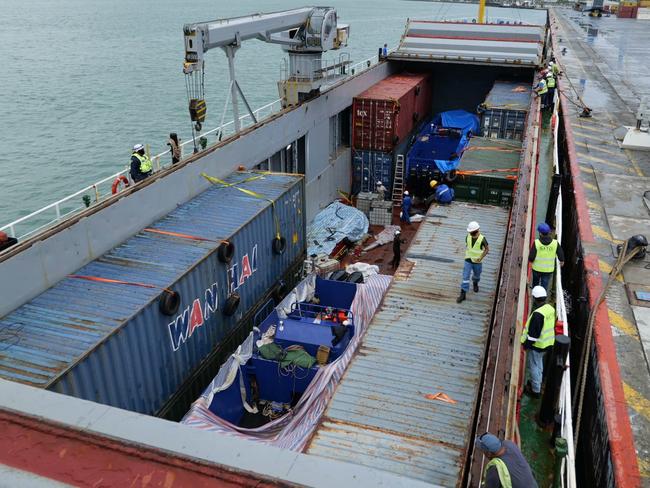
left=0, top=172, right=305, bottom=415
left=352, top=150, right=394, bottom=196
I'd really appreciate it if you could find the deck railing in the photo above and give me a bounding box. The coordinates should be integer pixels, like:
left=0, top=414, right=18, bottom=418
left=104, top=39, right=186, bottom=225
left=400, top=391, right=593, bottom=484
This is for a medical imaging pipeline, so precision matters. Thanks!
left=1, top=53, right=382, bottom=242
left=552, top=90, right=577, bottom=488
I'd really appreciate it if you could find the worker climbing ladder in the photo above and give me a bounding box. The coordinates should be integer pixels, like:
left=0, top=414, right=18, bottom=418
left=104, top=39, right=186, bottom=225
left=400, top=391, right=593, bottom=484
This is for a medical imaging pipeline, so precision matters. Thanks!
left=392, top=154, right=405, bottom=207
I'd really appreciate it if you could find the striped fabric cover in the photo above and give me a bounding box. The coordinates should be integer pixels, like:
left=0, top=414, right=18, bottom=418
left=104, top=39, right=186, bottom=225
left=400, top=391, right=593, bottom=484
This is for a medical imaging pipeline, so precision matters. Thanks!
left=181, top=273, right=392, bottom=451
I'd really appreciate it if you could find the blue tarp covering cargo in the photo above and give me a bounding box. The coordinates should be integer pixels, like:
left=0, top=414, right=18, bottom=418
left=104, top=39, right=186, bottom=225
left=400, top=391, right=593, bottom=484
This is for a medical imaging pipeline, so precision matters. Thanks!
left=407, top=110, right=479, bottom=174
left=0, top=171, right=305, bottom=416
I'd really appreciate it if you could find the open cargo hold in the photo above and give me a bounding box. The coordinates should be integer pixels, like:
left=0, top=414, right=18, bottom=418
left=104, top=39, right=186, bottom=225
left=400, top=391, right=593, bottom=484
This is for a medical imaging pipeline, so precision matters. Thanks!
left=352, top=72, right=432, bottom=153
left=307, top=202, right=510, bottom=485
left=0, top=171, right=305, bottom=417
left=479, top=81, right=532, bottom=140
left=453, top=136, right=522, bottom=207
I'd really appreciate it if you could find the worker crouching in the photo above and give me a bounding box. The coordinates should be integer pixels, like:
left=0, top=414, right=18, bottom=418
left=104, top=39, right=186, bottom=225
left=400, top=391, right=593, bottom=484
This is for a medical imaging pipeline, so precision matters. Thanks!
left=457, top=221, right=489, bottom=303
left=130, top=143, right=153, bottom=183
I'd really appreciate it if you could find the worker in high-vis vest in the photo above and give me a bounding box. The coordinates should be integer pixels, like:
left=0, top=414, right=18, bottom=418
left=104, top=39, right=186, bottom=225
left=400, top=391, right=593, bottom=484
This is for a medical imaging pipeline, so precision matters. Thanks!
left=130, top=143, right=153, bottom=182
left=545, top=71, right=556, bottom=110
left=521, top=286, right=557, bottom=398
left=477, top=433, right=538, bottom=488
left=457, top=221, right=489, bottom=303
left=529, top=222, right=564, bottom=292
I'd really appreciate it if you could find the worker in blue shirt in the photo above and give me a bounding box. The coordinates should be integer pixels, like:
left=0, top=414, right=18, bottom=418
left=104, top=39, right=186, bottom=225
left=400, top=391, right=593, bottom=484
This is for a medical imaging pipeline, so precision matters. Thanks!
left=400, top=191, right=412, bottom=224
left=477, top=433, right=538, bottom=488
left=430, top=180, right=454, bottom=204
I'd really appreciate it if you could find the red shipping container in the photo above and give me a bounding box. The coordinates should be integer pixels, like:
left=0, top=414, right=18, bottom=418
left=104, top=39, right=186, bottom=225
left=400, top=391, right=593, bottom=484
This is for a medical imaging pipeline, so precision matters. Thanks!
left=617, top=6, right=638, bottom=17
left=353, top=73, right=431, bottom=152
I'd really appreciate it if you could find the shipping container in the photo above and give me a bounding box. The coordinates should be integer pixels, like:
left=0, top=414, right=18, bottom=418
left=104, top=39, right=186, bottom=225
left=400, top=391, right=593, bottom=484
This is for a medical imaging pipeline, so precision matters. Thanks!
left=352, top=150, right=394, bottom=195
left=352, top=73, right=432, bottom=152
left=637, top=7, right=650, bottom=18
left=0, top=171, right=306, bottom=417
left=479, top=81, right=532, bottom=140
left=307, top=202, right=511, bottom=485
left=617, top=5, right=639, bottom=16
left=452, top=137, right=522, bottom=207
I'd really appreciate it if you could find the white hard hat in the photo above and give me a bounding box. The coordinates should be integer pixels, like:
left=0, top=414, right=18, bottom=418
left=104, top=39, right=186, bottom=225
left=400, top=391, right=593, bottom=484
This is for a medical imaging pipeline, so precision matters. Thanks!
left=532, top=286, right=547, bottom=299
left=395, top=229, right=401, bottom=235
left=376, top=180, right=382, bottom=185
left=404, top=191, right=409, bottom=196
left=133, top=143, right=144, bottom=152
left=546, top=72, right=553, bottom=78
left=467, top=221, right=480, bottom=232
left=342, top=319, right=350, bottom=326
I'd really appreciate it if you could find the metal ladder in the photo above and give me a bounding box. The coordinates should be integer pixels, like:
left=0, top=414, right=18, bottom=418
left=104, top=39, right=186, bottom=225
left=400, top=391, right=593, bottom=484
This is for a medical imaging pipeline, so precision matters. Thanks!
left=392, top=154, right=405, bottom=207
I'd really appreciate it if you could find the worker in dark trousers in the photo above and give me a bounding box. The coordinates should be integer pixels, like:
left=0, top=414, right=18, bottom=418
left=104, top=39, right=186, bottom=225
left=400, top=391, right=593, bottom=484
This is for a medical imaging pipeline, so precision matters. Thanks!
left=391, top=229, right=406, bottom=269
left=545, top=71, right=556, bottom=111
left=477, top=433, right=538, bottom=488
left=400, top=191, right=412, bottom=224
left=457, top=221, right=489, bottom=303
left=521, top=286, right=556, bottom=398
left=130, top=143, right=153, bottom=182
left=529, top=222, right=564, bottom=293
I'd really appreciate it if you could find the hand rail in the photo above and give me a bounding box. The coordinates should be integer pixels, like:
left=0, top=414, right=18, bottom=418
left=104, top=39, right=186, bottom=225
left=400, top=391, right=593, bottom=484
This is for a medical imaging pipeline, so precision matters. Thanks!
left=552, top=89, right=577, bottom=488
left=1, top=52, right=381, bottom=242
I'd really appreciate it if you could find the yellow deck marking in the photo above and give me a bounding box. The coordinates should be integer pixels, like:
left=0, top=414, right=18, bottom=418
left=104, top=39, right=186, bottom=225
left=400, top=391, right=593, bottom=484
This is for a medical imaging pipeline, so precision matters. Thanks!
left=573, top=129, right=612, bottom=143
left=608, top=308, right=637, bottom=336
left=624, top=148, right=646, bottom=177
left=574, top=123, right=614, bottom=135
left=582, top=181, right=598, bottom=192
left=586, top=200, right=602, bottom=210
left=599, top=260, right=624, bottom=283
left=574, top=141, right=623, bottom=157
left=623, top=382, right=650, bottom=422
left=638, top=458, right=650, bottom=478
left=592, top=225, right=622, bottom=244
left=578, top=152, right=630, bottom=172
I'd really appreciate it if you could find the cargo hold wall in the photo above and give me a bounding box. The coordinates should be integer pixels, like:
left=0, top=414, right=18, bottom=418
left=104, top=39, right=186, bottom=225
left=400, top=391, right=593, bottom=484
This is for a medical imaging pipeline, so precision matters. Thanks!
left=0, top=172, right=305, bottom=417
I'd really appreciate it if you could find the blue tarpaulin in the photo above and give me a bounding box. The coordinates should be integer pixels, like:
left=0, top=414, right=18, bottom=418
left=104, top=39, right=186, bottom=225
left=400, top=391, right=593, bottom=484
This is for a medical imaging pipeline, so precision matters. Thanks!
left=432, top=110, right=480, bottom=136
left=407, top=110, right=479, bottom=174
left=307, top=202, right=369, bottom=257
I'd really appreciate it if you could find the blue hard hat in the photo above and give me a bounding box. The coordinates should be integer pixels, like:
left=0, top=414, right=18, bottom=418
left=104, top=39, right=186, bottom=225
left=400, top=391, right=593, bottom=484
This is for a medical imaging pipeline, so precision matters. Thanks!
left=537, top=223, right=551, bottom=234
left=476, top=433, right=502, bottom=454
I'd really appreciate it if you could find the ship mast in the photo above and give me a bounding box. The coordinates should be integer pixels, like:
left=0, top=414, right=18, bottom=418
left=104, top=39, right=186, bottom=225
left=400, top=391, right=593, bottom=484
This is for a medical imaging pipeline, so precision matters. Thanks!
left=478, top=0, right=486, bottom=23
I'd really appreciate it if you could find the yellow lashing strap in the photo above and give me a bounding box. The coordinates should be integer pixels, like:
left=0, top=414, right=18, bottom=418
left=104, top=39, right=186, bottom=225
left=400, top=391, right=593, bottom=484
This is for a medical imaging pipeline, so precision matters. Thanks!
left=201, top=173, right=282, bottom=239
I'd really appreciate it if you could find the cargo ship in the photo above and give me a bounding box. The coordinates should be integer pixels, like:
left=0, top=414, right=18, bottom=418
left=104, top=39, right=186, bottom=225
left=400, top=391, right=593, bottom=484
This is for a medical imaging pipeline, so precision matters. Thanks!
left=0, top=4, right=648, bottom=488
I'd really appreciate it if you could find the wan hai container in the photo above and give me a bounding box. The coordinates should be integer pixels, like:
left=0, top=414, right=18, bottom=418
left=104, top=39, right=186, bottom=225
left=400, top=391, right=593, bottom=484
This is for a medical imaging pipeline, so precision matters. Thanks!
left=0, top=171, right=305, bottom=417
left=352, top=73, right=432, bottom=152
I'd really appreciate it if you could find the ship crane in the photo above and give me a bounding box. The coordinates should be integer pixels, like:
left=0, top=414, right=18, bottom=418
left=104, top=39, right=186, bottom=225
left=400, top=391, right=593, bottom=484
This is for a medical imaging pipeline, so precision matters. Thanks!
left=183, top=7, right=349, bottom=137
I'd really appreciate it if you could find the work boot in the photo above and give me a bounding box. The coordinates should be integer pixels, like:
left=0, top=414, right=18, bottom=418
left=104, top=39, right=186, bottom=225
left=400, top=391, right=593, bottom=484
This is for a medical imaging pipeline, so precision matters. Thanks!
left=456, top=290, right=466, bottom=303
left=473, top=281, right=479, bottom=293
left=524, top=382, right=541, bottom=399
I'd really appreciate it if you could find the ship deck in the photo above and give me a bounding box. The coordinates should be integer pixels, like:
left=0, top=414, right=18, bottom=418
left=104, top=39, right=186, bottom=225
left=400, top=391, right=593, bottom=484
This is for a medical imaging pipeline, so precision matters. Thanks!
left=553, top=7, right=650, bottom=482
left=306, top=201, right=510, bottom=486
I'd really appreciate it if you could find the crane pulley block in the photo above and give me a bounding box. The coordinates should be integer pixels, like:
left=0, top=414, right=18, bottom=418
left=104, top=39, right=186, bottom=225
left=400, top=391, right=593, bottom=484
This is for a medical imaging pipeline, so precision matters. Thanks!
left=188, top=99, right=207, bottom=123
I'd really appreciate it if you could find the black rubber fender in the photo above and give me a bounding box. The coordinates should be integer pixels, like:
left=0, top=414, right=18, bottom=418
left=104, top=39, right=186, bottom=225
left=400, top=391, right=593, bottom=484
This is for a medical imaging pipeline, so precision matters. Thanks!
left=347, top=271, right=364, bottom=284
left=329, top=270, right=349, bottom=282
left=223, top=293, right=241, bottom=316
left=159, top=290, right=181, bottom=316
left=272, top=236, right=286, bottom=255
left=217, top=241, right=235, bottom=263
left=272, top=280, right=288, bottom=303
